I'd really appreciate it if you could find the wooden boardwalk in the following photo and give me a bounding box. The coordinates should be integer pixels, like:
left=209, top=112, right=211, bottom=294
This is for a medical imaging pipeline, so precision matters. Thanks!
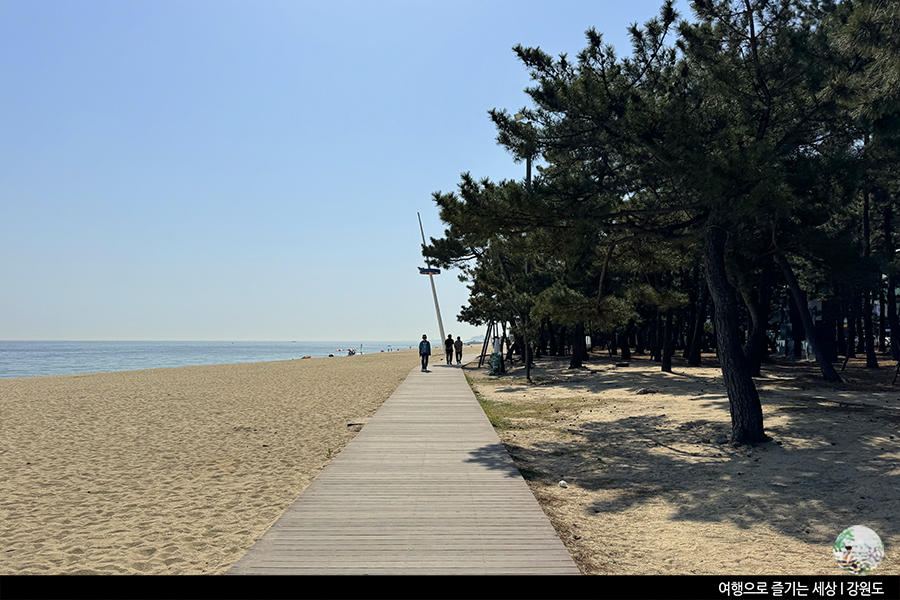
left=228, top=354, right=580, bottom=575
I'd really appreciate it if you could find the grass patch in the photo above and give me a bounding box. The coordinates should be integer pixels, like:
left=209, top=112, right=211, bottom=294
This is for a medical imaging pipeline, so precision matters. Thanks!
left=466, top=371, right=602, bottom=429
left=471, top=388, right=595, bottom=430
left=467, top=374, right=520, bottom=429
left=511, top=396, right=596, bottom=423
left=475, top=396, right=519, bottom=430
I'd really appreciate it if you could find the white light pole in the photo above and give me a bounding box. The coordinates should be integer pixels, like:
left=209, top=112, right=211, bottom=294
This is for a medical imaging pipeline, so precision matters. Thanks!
left=418, top=213, right=446, bottom=347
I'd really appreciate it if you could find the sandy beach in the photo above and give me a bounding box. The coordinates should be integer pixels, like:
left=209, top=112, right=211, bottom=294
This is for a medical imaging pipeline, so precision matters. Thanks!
left=0, top=350, right=419, bottom=574
left=465, top=352, right=899, bottom=576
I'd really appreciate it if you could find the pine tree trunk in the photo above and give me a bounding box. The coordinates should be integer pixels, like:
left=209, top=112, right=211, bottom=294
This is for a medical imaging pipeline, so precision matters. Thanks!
left=743, top=258, right=774, bottom=371
left=689, top=277, right=709, bottom=366
left=740, top=287, right=764, bottom=377
left=864, top=292, right=879, bottom=368
left=661, top=309, right=674, bottom=373
left=862, top=185, right=877, bottom=368
left=548, top=321, right=557, bottom=357
left=619, top=328, right=631, bottom=361
left=569, top=323, right=585, bottom=369
left=684, top=272, right=696, bottom=360
left=536, top=319, right=546, bottom=358
left=856, top=310, right=865, bottom=354
left=836, top=315, right=846, bottom=359
left=789, top=295, right=805, bottom=358
left=775, top=252, right=843, bottom=382
left=556, top=325, right=567, bottom=357
left=846, top=306, right=857, bottom=359
left=884, top=204, right=900, bottom=360
left=705, top=226, right=766, bottom=444
left=891, top=278, right=900, bottom=360
left=507, top=335, right=517, bottom=362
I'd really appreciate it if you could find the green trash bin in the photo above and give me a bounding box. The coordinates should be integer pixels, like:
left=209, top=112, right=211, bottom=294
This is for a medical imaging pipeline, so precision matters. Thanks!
left=487, top=351, right=505, bottom=376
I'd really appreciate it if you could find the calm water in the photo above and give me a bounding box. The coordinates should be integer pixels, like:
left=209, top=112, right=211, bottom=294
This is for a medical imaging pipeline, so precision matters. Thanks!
left=0, top=341, right=418, bottom=379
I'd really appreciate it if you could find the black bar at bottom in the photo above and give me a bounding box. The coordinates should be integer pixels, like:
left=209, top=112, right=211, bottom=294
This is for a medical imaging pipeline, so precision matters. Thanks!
left=0, top=575, right=898, bottom=600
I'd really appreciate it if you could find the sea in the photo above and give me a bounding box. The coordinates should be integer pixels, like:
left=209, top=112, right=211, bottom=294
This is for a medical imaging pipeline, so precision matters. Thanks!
left=0, top=341, right=419, bottom=379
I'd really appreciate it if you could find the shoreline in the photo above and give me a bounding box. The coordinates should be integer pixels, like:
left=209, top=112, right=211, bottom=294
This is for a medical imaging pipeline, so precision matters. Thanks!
left=1, top=352, right=401, bottom=381
left=0, top=340, right=424, bottom=380
left=0, top=350, right=420, bottom=574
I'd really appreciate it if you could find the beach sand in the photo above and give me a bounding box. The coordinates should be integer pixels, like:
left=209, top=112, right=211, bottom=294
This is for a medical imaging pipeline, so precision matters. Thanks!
left=465, top=352, right=900, bottom=575
left=0, top=350, right=420, bottom=575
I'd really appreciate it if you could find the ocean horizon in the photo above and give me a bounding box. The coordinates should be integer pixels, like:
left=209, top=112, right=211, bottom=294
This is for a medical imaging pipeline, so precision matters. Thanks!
left=0, top=340, right=420, bottom=379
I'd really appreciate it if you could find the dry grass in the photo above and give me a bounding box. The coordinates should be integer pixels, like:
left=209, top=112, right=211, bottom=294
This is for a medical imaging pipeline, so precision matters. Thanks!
left=465, top=351, right=900, bottom=575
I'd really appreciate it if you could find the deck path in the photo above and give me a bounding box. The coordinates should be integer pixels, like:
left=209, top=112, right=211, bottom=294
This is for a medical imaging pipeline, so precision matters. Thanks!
left=228, top=354, right=580, bottom=575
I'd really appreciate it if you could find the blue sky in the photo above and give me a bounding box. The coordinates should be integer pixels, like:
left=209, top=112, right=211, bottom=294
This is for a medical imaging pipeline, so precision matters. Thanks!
left=1, top=0, right=690, bottom=341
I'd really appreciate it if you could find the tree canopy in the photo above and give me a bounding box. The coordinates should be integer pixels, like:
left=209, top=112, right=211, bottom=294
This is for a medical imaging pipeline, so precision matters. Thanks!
left=424, top=0, right=900, bottom=445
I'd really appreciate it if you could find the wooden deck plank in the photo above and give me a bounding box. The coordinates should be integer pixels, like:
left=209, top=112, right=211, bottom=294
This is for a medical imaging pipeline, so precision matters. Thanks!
left=228, top=355, right=580, bottom=575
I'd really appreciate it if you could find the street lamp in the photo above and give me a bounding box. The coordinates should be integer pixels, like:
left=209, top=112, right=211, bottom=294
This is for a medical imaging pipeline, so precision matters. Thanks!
left=418, top=212, right=446, bottom=348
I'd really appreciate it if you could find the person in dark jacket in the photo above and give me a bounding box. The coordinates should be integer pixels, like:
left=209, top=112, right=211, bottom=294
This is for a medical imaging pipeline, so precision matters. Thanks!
left=444, top=335, right=454, bottom=365
left=419, top=335, right=431, bottom=372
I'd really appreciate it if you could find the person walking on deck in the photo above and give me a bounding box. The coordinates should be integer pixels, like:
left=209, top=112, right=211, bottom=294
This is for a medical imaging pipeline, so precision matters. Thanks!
left=419, top=335, right=431, bottom=372
left=444, top=335, right=454, bottom=365
left=454, top=336, right=463, bottom=365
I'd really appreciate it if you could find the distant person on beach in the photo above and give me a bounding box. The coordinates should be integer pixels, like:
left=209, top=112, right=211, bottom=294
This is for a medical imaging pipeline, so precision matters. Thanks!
left=454, top=336, right=463, bottom=365
left=419, top=335, right=431, bottom=372
left=444, top=335, right=454, bottom=364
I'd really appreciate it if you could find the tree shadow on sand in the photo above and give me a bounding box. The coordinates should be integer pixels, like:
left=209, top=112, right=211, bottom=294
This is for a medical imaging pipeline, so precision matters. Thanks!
left=487, top=355, right=730, bottom=400
left=463, top=359, right=900, bottom=550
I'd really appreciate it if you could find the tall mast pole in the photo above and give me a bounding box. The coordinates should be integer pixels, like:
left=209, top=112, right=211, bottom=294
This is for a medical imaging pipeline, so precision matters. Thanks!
left=418, top=213, right=445, bottom=345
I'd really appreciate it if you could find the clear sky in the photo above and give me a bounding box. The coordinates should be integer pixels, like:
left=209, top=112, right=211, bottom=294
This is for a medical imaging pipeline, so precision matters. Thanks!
left=1, top=0, right=691, bottom=341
